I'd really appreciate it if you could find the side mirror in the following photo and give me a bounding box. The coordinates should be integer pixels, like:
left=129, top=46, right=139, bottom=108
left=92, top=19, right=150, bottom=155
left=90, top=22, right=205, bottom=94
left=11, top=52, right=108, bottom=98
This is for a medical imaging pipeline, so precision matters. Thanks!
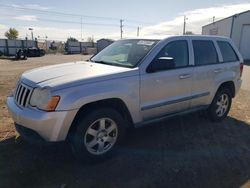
left=147, top=57, right=175, bottom=73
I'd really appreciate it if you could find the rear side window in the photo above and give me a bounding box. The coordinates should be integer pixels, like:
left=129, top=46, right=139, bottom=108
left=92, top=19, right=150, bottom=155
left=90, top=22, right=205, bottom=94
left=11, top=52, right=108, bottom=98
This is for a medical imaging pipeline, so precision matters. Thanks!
left=217, top=41, right=239, bottom=62
left=193, top=40, right=218, bottom=66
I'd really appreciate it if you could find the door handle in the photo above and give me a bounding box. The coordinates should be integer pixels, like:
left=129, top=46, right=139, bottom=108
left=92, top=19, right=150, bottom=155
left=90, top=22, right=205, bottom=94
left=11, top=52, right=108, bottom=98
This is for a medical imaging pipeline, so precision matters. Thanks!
left=213, top=68, right=223, bottom=73
left=179, top=74, right=191, bottom=79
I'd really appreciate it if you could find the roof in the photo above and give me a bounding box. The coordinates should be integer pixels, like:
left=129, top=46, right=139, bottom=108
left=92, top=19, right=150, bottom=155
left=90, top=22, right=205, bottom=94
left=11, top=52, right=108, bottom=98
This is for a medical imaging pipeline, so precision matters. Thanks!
left=164, top=35, right=229, bottom=40
left=202, top=10, right=250, bottom=28
left=119, top=38, right=160, bottom=41
left=121, top=35, right=230, bottom=42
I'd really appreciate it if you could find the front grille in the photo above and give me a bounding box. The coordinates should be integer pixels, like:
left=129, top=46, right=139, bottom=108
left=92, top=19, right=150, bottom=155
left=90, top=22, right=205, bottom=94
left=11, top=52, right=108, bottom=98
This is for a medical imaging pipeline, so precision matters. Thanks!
left=14, top=83, right=32, bottom=108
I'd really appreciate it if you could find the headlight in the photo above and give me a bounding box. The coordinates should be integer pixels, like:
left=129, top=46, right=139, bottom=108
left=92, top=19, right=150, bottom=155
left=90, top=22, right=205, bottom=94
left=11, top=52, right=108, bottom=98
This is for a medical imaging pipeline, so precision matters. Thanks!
left=30, top=88, right=60, bottom=111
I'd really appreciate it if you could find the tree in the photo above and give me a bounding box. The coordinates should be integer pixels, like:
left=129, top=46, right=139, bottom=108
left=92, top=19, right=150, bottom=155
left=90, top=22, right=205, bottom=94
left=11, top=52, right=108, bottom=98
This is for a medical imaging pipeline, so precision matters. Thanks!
left=5, top=28, right=19, bottom=39
left=66, top=37, right=78, bottom=43
left=87, top=37, right=94, bottom=43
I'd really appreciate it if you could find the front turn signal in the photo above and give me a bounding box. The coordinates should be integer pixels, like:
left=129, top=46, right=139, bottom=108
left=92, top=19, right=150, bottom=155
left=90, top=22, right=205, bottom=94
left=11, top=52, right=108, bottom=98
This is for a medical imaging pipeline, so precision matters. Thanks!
left=46, top=96, right=60, bottom=112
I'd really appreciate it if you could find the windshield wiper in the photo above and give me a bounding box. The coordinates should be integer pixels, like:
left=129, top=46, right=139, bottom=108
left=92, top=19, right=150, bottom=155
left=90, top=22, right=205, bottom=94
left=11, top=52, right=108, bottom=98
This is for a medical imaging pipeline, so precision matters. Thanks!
left=93, top=60, right=116, bottom=66
left=92, top=60, right=132, bottom=68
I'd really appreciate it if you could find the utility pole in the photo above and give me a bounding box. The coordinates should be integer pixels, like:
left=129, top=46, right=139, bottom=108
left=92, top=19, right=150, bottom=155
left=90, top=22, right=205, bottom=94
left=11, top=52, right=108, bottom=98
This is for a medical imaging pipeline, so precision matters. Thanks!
left=120, top=19, right=124, bottom=39
left=137, top=27, right=140, bottom=37
left=45, top=35, right=48, bottom=51
left=183, top=16, right=188, bottom=35
left=81, top=16, right=83, bottom=41
left=29, top=28, right=34, bottom=40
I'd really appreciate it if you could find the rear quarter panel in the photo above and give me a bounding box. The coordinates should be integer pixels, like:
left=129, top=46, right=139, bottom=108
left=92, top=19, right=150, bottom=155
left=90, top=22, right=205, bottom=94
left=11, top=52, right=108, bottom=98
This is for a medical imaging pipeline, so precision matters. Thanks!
left=209, top=38, right=242, bottom=103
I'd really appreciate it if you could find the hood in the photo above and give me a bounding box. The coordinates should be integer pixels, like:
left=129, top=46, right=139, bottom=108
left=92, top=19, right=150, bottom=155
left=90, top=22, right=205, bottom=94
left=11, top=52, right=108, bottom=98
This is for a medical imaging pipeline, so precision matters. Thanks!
left=21, top=61, right=139, bottom=90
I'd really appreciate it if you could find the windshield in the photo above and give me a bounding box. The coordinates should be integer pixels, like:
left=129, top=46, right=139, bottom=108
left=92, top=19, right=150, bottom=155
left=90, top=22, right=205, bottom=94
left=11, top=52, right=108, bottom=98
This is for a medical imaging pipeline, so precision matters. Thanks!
left=91, top=39, right=158, bottom=67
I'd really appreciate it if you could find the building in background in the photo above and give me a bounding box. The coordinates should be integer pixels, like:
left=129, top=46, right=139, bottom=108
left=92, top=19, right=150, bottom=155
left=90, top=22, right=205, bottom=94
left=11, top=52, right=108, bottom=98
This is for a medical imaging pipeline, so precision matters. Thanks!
left=202, top=10, right=250, bottom=61
left=97, top=39, right=114, bottom=53
left=65, top=41, right=96, bottom=54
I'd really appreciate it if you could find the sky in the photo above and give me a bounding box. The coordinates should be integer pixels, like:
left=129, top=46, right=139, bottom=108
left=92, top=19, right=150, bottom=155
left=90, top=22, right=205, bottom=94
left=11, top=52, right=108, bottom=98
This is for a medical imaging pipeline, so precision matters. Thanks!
left=0, top=0, right=250, bottom=41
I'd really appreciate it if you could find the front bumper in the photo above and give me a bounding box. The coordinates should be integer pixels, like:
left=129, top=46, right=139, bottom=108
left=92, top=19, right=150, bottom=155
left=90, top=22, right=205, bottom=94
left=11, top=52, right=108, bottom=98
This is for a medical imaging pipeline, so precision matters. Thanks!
left=15, top=123, right=46, bottom=143
left=7, top=96, right=78, bottom=142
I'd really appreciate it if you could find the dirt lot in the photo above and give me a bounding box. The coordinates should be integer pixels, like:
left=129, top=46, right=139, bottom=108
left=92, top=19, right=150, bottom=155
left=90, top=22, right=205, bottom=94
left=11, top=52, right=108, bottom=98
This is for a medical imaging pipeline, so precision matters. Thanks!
left=0, top=55, right=250, bottom=188
left=0, top=54, right=91, bottom=140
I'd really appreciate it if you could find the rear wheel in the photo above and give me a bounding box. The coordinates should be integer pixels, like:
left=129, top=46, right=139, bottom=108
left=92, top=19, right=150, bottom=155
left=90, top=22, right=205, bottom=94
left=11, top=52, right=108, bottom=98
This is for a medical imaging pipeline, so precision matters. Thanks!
left=208, top=87, right=232, bottom=122
left=69, top=108, right=126, bottom=162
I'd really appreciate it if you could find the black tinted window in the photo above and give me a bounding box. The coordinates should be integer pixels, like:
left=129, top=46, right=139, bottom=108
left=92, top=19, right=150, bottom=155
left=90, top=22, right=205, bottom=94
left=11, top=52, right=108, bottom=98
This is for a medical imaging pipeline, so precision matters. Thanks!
left=156, top=40, right=189, bottom=68
left=193, top=40, right=218, bottom=65
left=217, top=41, right=238, bottom=62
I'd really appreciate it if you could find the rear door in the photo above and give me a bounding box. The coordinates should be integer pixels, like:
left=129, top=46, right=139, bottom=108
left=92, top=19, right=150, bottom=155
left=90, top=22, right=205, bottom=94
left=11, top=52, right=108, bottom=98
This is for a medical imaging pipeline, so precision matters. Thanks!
left=190, top=39, right=223, bottom=108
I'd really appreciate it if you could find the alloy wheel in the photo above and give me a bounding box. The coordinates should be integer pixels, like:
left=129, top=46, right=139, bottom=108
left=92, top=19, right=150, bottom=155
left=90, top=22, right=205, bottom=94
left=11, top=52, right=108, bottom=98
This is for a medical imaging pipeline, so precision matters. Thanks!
left=216, top=93, right=229, bottom=117
left=84, top=118, right=118, bottom=155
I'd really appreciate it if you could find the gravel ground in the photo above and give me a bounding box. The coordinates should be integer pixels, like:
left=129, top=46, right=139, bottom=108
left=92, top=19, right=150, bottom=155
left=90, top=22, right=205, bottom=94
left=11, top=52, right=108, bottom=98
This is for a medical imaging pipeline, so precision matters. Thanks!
left=0, top=55, right=250, bottom=188
left=242, top=65, right=250, bottom=91
left=0, top=54, right=91, bottom=140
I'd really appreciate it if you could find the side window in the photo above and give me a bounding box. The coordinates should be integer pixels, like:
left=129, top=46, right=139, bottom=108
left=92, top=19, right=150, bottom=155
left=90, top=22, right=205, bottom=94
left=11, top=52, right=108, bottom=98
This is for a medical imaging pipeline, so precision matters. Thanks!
left=193, top=40, right=218, bottom=66
left=217, top=41, right=239, bottom=62
left=155, top=40, right=189, bottom=68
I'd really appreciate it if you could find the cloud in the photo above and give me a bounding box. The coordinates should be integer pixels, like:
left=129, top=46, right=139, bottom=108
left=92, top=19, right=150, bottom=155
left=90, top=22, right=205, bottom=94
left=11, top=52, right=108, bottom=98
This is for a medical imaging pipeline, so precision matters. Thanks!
left=16, top=26, right=81, bottom=40
left=11, top=4, right=50, bottom=11
left=4, top=3, right=250, bottom=41
left=0, top=24, right=8, bottom=38
left=139, top=3, right=250, bottom=38
left=14, top=15, right=38, bottom=21
left=15, top=26, right=124, bottom=41
left=0, top=24, right=8, bottom=30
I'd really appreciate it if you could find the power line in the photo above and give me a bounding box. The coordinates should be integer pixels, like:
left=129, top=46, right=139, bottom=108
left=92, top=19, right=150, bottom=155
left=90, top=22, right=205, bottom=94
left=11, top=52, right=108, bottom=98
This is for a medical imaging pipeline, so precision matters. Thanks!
left=40, top=18, right=120, bottom=27
left=0, top=6, right=155, bottom=40
left=0, top=4, right=117, bottom=20
left=125, top=19, right=154, bottom=25
left=0, top=3, right=155, bottom=41
left=0, top=13, right=143, bottom=29
left=0, top=13, right=120, bottom=27
left=0, top=4, right=154, bottom=25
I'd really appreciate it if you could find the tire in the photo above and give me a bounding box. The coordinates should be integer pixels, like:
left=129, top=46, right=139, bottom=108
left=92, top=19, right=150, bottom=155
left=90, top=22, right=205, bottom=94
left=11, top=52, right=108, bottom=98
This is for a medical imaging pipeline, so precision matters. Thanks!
left=69, top=108, right=126, bottom=162
left=208, top=87, right=232, bottom=122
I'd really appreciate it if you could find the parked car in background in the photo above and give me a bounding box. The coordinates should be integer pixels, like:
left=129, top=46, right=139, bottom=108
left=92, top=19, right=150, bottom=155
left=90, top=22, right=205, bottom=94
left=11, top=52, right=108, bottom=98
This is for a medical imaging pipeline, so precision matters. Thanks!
left=15, top=48, right=45, bottom=60
left=15, top=49, right=27, bottom=60
left=26, top=47, right=45, bottom=57
left=7, top=35, right=243, bottom=162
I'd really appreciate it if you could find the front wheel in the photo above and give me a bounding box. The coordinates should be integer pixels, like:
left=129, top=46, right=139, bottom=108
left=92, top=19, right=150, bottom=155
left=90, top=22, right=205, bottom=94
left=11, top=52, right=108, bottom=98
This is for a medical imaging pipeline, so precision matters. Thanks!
left=208, top=88, right=232, bottom=122
left=69, top=108, right=126, bottom=162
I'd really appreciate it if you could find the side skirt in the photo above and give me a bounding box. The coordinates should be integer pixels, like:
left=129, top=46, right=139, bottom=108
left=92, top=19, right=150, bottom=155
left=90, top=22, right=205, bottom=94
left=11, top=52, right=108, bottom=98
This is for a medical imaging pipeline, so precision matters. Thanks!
left=134, top=105, right=209, bottom=128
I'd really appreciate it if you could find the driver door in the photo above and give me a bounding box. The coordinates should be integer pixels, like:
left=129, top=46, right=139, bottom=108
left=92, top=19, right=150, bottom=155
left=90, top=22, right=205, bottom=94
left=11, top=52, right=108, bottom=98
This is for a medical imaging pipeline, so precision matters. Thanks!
left=140, top=40, right=194, bottom=121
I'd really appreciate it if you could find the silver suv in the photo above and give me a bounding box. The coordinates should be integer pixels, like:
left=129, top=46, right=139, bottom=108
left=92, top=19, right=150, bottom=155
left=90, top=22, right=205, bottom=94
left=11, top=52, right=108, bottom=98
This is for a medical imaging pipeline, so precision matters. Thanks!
left=7, top=36, right=243, bottom=161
